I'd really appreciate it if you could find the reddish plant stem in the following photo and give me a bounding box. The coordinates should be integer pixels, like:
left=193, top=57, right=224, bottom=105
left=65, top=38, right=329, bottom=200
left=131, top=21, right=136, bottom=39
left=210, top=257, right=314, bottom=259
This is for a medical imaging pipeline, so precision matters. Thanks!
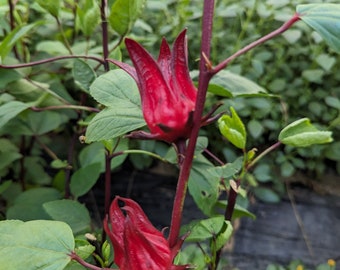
left=168, top=0, right=215, bottom=249
left=69, top=251, right=113, bottom=270
left=104, top=153, right=113, bottom=216
left=0, top=55, right=105, bottom=69
left=30, top=105, right=100, bottom=113
left=211, top=13, right=301, bottom=74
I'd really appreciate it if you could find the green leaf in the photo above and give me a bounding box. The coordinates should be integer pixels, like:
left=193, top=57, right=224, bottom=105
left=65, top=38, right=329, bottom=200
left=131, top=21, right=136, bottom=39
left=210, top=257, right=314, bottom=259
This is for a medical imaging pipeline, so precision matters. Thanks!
left=207, top=70, right=269, bottom=98
left=0, top=22, right=40, bottom=60
left=0, top=69, right=22, bottom=88
left=89, top=69, right=140, bottom=107
left=215, top=221, right=233, bottom=251
left=209, top=156, right=243, bottom=179
left=188, top=155, right=220, bottom=216
left=254, top=187, right=280, bottom=203
left=70, top=163, right=102, bottom=198
left=218, top=107, right=247, bottom=149
left=215, top=201, right=256, bottom=220
left=76, top=0, right=101, bottom=36
left=6, top=187, right=62, bottom=220
left=36, top=41, right=69, bottom=55
left=0, top=220, right=74, bottom=270
left=0, top=101, right=31, bottom=129
left=73, top=59, right=97, bottom=93
left=23, top=110, right=69, bottom=135
left=175, top=244, right=207, bottom=270
left=185, top=216, right=226, bottom=242
left=79, top=139, right=129, bottom=171
left=86, top=107, right=146, bottom=142
left=43, top=200, right=91, bottom=234
left=316, top=54, right=336, bottom=71
left=253, top=163, right=272, bottom=182
left=297, top=4, right=340, bottom=53
left=0, top=180, right=12, bottom=195
left=86, top=70, right=146, bottom=142
left=36, top=0, right=60, bottom=17
left=278, top=118, right=333, bottom=147
left=109, top=0, right=146, bottom=36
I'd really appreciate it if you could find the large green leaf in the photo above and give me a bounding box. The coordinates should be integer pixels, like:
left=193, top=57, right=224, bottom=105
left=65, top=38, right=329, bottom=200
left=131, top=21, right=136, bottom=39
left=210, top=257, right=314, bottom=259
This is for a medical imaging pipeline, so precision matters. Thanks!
left=207, top=70, right=269, bottom=98
left=86, top=70, right=146, bottom=142
left=297, top=4, right=340, bottom=53
left=43, top=200, right=91, bottom=234
left=109, top=0, right=146, bottom=36
left=0, top=220, right=74, bottom=270
left=278, top=118, right=333, bottom=147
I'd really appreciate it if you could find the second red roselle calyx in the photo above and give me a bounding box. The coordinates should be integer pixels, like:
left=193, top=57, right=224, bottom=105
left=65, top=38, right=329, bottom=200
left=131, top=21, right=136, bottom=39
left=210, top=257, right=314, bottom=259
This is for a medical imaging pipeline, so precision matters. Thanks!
left=104, top=196, right=190, bottom=270
left=112, top=29, right=197, bottom=143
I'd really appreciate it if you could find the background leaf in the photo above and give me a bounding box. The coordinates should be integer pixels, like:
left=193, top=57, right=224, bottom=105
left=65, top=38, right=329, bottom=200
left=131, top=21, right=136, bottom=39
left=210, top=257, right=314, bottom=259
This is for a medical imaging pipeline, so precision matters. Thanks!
left=0, top=101, right=31, bottom=129
left=73, top=59, right=97, bottom=93
left=6, top=188, right=62, bottom=220
left=109, top=0, right=146, bottom=36
left=70, top=163, right=102, bottom=198
left=43, top=199, right=91, bottom=234
left=36, top=0, right=61, bottom=17
left=207, top=70, right=269, bottom=97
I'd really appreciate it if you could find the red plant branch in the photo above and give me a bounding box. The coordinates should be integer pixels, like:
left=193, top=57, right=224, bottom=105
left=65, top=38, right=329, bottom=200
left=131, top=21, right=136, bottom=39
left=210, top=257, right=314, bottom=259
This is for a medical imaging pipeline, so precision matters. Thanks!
left=168, top=0, right=216, bottom=249
left=211, top=13, right=301, bottom=74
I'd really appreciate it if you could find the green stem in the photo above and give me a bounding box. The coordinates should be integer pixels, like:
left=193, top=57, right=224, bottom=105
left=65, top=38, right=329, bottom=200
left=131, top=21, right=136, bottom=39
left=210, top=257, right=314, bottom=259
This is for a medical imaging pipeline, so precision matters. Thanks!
left=31, top=105, right=100, bottom=113
left=117, top=149, right=169, bottom=163
left=247, top=141, right=282, bottom=170
left=55, top=16, right=73, bottom=55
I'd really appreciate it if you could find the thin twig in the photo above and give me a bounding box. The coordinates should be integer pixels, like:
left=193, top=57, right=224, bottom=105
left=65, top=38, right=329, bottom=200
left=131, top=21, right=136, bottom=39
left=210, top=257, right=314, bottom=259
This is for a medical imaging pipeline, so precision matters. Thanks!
left=0, top=55, right=105, bottom=69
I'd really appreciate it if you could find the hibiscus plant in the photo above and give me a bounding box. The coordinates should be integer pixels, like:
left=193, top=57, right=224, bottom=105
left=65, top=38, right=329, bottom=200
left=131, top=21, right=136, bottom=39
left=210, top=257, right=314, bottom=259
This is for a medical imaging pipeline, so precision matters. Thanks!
left=0, top=0, right=338, bottom=270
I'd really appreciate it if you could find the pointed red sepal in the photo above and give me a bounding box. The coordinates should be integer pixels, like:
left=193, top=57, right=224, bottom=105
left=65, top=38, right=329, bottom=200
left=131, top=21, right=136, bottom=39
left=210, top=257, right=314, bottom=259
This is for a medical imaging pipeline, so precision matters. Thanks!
left=104, top=196, right=190, bottom=270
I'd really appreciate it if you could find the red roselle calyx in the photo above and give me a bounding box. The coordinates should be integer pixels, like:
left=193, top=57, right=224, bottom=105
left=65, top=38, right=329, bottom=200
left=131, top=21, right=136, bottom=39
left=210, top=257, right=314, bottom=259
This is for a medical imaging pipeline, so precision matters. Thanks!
left=104, top=196, right=190, bottom=270
left=112, top=29, right=197, bottom=143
